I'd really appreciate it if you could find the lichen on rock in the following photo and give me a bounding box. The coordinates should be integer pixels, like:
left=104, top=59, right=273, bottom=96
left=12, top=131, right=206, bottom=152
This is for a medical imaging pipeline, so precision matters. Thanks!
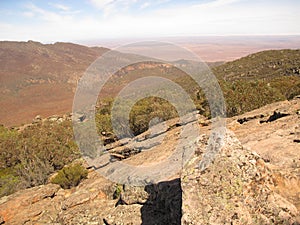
left=181, top=130, right=299, bottom=225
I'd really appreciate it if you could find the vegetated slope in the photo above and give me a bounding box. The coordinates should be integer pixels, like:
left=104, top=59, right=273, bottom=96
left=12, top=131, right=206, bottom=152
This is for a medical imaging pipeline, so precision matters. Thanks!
left=0, top=41, right=108, bottom=126
left=95, top=49, right=300, bottom=136
left=213, top=49, right=300, bottom=81
left=213, top=49, right=300, bottom=116
left=0, top=116, right=80, bottom=197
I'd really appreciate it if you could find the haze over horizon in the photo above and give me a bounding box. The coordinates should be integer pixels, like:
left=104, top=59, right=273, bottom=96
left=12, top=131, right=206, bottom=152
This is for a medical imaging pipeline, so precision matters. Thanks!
left=1, top=0, right=300, bottom=43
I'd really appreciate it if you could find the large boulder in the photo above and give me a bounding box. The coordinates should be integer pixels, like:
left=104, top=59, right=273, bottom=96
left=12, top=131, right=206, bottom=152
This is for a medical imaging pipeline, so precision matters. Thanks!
left=181, top=130, right=300, bottom=225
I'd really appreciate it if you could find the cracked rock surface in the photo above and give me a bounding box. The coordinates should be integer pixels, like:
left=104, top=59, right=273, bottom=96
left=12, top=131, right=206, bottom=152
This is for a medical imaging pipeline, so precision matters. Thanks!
left=181, top=130, right=300, bottom=225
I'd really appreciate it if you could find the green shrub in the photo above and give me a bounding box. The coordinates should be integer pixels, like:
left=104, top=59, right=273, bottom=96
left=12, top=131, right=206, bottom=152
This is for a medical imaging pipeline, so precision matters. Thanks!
left=0, top=120, right=81, bottom=196
left=129, top=97, right=178, bottom=135
left=0, top=125, right=20, bottom=169
left=96, top=97, right=179, bottom=137
left=113, top=184, right=123, bottom=199
left=51, top=163, right=88, bottom=189
left=0, top=168, right=20, bottom=196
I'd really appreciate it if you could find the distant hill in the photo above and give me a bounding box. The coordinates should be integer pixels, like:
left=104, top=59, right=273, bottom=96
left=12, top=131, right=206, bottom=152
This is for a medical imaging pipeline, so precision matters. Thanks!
left=211, top=49, right=300, bottom=116
left=0, top=41, right=108, bottom=126
left=213, top=49, right=300, bottom=81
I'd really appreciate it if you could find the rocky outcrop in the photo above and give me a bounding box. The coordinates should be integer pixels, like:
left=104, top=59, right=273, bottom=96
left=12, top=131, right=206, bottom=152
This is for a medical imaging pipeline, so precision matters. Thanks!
left=228, top=98, right=300, bottom=210
left=181, top=131, right=299, bottom=224
left=0, top=169, right=183, bottom=224
left=0, top=184, right=61, bottom=224
left=1, top=128, right=298, bottom=224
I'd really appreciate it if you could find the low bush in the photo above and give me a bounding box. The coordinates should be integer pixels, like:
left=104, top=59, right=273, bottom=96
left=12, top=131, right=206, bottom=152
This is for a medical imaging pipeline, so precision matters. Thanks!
left=51, top=163, right=88, bottom=189
left=0, top=168, right=20, bottom=197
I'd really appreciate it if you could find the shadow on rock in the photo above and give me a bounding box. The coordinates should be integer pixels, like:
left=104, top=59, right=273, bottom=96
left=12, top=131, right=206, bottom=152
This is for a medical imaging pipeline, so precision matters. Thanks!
left=141, top=178, right=182, bottom=225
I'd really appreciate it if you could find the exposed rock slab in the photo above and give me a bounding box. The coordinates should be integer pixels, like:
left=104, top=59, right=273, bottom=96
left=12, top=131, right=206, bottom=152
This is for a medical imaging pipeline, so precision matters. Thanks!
left=181, top=130, right=300, bottom=225
left=228, top=98, right=300, bottom=209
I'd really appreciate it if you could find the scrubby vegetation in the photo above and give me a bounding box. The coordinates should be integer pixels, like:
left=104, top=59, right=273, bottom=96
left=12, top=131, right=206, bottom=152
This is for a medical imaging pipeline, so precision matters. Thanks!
left=51, top=163, right=88, bottom=189
left=220, top=77, right=300, bottom=116
left=213, top=49, right=300, bottom=80
left=213, top=49, right=300, bottom=116
left=0, top=121, right=79, bottom=197
left=96, top=81, right=295, bottom=136
left=96, top=97, right=178, bottom=136
left=220, top=78, right=300, bottom=117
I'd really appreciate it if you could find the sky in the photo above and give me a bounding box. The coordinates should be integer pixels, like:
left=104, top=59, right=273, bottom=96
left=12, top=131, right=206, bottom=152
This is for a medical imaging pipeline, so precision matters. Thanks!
left=0, top=0, right=300, bottom=43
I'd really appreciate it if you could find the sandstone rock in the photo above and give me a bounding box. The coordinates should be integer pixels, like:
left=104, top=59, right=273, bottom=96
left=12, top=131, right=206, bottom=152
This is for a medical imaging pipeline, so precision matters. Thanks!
left=35, top=115, right=42, bottom=120
left=228, top=98, right=300, bottom=209
left=0, top=215, right=4, bottom=224
left=0, top=184, right=60, bottom=224
left=181, top=130, right=299, bottom=225
left=122, top=185, right=148, bottom=205
left=32, top=114, right=42, bottom=123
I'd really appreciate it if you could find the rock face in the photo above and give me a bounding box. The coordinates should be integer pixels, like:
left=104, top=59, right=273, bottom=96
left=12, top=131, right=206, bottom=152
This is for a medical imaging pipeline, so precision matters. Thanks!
left=0, top=169, right=183, bottom=224
left=181, top=131, right=299, bottom=224
left=229, top=98, right=300, bottom=169
left=0, top=184, right=61, bottom=224
left=228, top=97, right=300, bottom=210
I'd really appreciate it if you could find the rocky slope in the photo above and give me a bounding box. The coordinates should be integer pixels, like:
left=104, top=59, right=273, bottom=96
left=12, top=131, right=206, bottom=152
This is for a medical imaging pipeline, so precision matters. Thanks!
left=228, top=96, right=300, bottom=210
left=0, top=98, right=299, bottom=224
left=182, top=131, right=299, bottom=224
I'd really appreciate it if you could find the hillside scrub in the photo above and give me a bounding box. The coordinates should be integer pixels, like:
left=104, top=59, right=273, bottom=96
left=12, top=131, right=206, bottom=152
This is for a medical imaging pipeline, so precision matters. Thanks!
left=95, top=77, right=300, bottom=136
left=95, top=49, right=300, bottom=135
left=0, top=121, right=80, bottom=197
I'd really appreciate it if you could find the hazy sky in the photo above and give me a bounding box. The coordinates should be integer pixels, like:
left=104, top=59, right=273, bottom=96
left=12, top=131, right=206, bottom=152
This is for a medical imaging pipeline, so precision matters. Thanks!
left=0, top=0, right=300, bottom=42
